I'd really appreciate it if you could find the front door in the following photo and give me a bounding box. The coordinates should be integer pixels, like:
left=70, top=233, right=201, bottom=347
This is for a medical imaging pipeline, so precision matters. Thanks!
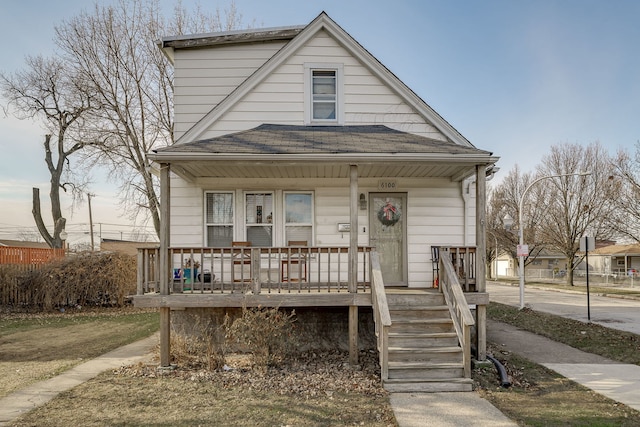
left=369, top=193, right=407, bottom=286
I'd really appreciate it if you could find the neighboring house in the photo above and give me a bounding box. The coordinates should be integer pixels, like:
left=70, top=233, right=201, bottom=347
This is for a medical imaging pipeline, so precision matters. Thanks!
left=135, top=13, right=498, bottom=392
left=495, top=249, right=569, bottom=279
left=586, top=244, right=640, bottom=278
left=0, top=239, right=49, bottom=249
left=100, top=239, right=159, bottom=257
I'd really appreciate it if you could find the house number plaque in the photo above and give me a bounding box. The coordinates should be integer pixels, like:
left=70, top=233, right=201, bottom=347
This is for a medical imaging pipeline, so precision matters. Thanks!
left=378, top=179, right=398, bottom=190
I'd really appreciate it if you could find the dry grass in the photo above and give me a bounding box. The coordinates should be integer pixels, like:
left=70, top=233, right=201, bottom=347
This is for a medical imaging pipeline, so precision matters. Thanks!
left=2, top=307, right=397, bottom=426
left=0, top=308, right=158, bottom=398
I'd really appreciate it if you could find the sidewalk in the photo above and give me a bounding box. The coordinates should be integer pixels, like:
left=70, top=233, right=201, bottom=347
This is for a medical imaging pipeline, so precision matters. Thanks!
left=488, top=319, right=640, bottom=411
left=0, top=333, right=159, bottom=427
left=488, top=281, right=640, bottom=412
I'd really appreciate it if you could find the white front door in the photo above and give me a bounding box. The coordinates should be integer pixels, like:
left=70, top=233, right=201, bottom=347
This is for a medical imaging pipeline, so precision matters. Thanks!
left=369, top=193, right=407, bottom=286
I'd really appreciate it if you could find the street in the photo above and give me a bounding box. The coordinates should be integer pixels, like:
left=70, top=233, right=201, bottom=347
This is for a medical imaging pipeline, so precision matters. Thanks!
left=487, top=281, right=640, bottom=335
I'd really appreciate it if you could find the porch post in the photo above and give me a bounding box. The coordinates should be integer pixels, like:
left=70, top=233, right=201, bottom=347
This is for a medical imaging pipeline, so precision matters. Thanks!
left=475, top=164, right=487, bottom=361
left=349, top=164, right=359, bottom=365
left=159, top=163, right=171, bottom=367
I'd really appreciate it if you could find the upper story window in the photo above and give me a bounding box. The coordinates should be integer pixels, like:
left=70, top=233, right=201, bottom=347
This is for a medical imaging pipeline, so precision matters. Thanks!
left=312, top=70, right=337, bottom=120
left=305, top=63, right=343, bottom=124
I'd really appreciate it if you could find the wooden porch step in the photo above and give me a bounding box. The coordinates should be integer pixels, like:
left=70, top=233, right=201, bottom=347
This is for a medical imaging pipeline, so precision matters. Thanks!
left=388, top=331, right=459, bottom=348
left=383, top=377, right=473, bottom=393
left=385, top=292, right=444, bottom=307
left=390, top=318, right=455, bottom=333
left=388, top=346, right=463, bottom=363
left=387, top=361, right=465, bottom=380
left=389, top=305, right=450, bottom=320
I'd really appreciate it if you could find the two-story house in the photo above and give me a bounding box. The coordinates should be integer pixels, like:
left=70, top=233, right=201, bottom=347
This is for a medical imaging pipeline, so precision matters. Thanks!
left=134, top=12, right=498, bottom=392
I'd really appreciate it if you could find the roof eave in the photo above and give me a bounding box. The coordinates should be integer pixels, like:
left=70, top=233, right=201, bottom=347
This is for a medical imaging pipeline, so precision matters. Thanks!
left=149, top=151, right=499, bottom=164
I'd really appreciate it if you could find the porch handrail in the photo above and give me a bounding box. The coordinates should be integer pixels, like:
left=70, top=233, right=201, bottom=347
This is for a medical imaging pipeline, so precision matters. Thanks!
left=369, top=251, right=391, bottom=381
left=136, top=245, right=372, bottom=295
left=438, top=247, right=475, bottom=378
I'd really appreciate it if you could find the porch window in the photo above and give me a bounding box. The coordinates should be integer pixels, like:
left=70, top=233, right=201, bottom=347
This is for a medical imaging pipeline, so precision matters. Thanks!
left=205, top=192, right=233, bottom=247
left=245, top=193, right=273, bottom=246
left=284, top=192, right=313, bottom=244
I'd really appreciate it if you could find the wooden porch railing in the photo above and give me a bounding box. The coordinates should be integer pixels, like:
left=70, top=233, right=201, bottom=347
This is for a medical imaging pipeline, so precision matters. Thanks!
left=433, top=246, right=477, bottom=292
left=438, top=247, right=475, bottom=378
left=137, top=246, right=373, bottom=295
left=369, top=251, right=391, bottom=381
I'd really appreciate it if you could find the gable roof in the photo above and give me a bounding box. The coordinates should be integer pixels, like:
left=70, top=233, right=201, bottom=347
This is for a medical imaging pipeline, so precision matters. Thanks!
left=592, top=244, right=640, bottom=256
left=167, top=12, right=474, bottom=148
left=0, top=239, right=49, bottom=249
left=156, top=124, right=491, bottom=156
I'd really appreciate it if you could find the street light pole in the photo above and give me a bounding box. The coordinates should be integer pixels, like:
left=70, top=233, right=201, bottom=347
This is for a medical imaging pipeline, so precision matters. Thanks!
left=516, top=172, right=591, bottom=310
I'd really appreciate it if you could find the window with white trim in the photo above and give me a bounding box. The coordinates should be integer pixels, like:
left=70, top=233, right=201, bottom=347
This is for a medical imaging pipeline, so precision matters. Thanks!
left=305, top=64, right=343, bottom=124
left=312, top=70, right=337, bottom=121
left=205, top=192, right=233, bottom=247
left=284, top=192, right=313, bottom=244
left=245, top=193, right=273, bottom=247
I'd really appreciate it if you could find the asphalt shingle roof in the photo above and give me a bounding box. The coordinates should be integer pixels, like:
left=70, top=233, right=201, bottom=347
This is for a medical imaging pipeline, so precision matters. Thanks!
left=156, top=124, right=492, bottom=156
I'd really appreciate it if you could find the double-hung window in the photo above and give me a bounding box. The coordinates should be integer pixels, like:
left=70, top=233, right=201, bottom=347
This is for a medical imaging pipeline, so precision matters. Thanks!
left=245, top=193, right=273, bottom=247
left=305, top=64, right=343, bottom=124
left=312, top=70, right=337, bottom=120
left=284, top=192, right=313, bottom=244
left=205, top=192, right=233, bottom=247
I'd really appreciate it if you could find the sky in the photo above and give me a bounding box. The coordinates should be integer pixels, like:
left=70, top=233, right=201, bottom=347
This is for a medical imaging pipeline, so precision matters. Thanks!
left=1, top=0, right=639, bottom=245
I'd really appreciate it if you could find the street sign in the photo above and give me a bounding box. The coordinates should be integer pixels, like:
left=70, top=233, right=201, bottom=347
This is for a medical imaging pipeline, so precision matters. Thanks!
left=517, top=244, right=529, bottom=257
left=580, top=236, right=595, bottom=252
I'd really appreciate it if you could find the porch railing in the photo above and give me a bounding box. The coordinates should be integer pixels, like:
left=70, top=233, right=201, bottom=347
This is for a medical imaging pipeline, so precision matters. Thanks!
left=433, top=246, right=477, bottom=292
left=369, top=251, right=391, bottom=381
left=438, top=247, right=475, bottom=378
left=137, top=246, right=373, bottom=295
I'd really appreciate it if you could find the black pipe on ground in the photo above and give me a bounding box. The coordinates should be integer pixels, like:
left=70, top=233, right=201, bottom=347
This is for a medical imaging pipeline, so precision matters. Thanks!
left=486, top=354, right=511, bottom=388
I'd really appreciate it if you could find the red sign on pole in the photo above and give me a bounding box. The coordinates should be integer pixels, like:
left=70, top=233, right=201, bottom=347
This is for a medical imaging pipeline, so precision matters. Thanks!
left=517, top=244, right=529, bottom=257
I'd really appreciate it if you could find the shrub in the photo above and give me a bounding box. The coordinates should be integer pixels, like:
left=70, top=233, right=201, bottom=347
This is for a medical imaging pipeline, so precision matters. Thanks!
left=226, top=306, right=297, bottom=372
left=171, top=312, right=230, bottom=371
left=0, top=252, right=137, bottom=310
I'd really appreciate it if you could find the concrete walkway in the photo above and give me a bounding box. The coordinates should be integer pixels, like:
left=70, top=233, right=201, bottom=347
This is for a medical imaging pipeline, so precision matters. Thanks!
left=0, top=333, right=159, bottom=426
left=488, top=281, right=640, bottom=412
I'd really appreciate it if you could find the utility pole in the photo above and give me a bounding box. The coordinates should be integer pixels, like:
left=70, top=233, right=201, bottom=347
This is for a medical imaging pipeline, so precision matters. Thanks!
left=88, top=193, right=95, bottom=251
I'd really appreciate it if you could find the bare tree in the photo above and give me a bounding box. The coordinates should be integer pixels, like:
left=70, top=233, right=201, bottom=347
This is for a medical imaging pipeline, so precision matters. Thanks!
left=0, top=56, right=98, bottom=248
left=536, top=142, right=617, bottom=285
left=609, top=143, right=640, bottom=242
left=54, top=0, right=246, bottom=237
left=487, top=165, right=548, bottom=275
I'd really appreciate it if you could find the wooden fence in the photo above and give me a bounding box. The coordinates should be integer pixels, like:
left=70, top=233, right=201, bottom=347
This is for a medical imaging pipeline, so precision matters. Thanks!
left=0, top=246, right=65, bottom=306
left=0, top=246, right=65, bottom=265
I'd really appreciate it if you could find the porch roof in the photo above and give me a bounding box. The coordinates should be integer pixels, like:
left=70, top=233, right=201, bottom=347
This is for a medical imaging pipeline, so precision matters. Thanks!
left=151, top=125, right=498, bottom=181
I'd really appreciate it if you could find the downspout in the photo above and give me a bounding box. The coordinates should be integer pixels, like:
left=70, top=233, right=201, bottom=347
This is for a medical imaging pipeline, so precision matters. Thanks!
left=461, top=177, right=474, bottom=246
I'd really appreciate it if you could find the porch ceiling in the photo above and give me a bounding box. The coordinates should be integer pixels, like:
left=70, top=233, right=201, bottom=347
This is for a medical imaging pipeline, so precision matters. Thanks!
left=170, top=160, right=484, bottom=181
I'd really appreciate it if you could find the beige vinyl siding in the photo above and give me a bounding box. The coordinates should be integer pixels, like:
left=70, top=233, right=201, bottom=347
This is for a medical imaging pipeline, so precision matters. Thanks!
left=172, top=41, right=287, bottom=139
left=196, top=29, right=447, bottom=142
left=169, top=175, right=471, bottom=287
